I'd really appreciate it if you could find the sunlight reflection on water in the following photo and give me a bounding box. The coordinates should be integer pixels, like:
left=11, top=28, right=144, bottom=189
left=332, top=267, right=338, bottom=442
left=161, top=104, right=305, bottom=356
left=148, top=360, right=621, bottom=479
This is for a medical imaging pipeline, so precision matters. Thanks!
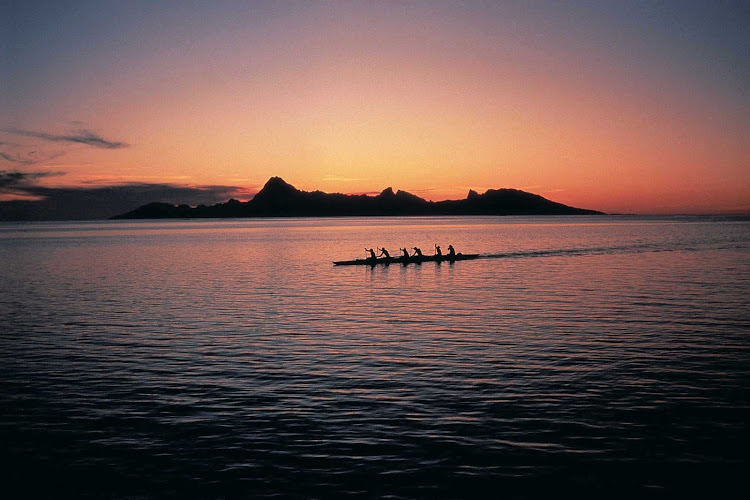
left=1, top=216, right=748, bottom=498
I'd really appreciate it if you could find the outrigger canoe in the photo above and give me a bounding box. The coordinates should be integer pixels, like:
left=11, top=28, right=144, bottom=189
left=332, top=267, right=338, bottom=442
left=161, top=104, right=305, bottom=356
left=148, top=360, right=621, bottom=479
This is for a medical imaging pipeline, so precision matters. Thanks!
left=333, top=253, right=480, bottom=266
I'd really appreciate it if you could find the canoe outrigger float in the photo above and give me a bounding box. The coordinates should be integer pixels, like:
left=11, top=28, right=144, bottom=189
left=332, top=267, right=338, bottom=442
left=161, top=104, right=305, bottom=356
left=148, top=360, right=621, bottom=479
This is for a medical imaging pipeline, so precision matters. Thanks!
left=333, top=253, right=480, bottom=266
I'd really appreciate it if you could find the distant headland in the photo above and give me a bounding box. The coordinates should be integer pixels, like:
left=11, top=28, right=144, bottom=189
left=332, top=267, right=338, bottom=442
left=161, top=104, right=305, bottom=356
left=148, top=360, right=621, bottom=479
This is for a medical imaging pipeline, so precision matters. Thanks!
left=111, top=177, right=603, bottom=219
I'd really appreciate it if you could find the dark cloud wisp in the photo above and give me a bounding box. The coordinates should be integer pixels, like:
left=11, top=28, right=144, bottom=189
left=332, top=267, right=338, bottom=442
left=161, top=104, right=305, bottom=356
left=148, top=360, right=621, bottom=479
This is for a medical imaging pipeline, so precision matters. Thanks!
left=0, top=151, right=34, bottom=165
left=0, top=170, right=58, bottom=188
left=3, top=127, right=129, bottom=149
left=0, top=174, right=250, bottom=220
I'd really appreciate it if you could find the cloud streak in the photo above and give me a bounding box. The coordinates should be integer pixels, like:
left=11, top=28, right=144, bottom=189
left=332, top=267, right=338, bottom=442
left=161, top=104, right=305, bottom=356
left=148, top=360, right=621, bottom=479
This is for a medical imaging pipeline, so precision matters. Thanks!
left=0, top=152, right=35, bottom=165
left=0, top=171, right=252, bottom=220
left=322, top=175, right=365, bottom=182
left=2, top=128, right=128, bottom=149
left=0, top=170, right=59, bottom=188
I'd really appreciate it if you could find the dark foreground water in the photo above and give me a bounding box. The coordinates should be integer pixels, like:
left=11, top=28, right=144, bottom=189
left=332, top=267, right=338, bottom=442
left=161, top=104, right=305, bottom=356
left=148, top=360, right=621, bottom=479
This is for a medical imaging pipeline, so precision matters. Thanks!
left=1, top=216, right=748, bottom=498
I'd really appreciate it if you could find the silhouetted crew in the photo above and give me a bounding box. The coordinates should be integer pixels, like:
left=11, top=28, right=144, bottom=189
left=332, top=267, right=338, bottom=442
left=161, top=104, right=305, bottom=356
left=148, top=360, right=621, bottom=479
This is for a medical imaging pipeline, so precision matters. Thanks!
left=400, top=248, right=410, bottom=259
left=435, top=245, right=442, bottom=257
left=447, top=245, right=456, bottom=258
left=365, top=248, right=377, bottom=260
left=412, top=247, right=423, bottom=257
left=378, top=247, right=391, bottom=259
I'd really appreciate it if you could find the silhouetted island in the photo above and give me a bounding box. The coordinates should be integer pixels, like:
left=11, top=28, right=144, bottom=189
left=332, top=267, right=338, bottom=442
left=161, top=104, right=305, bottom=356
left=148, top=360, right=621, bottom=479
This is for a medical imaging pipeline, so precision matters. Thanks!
left=112, top=177, right=603, bottom=219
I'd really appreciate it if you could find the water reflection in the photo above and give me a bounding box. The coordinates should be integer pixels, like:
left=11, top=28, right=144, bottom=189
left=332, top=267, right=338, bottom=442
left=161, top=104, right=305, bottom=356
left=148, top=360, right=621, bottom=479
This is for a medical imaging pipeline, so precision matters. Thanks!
left=0, top=216, right=748, bottom=498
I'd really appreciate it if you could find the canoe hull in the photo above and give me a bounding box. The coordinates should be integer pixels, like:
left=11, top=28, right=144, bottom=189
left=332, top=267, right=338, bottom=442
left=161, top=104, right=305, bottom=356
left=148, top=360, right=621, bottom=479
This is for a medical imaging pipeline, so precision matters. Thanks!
left=333, top=254, right=479, bottom=266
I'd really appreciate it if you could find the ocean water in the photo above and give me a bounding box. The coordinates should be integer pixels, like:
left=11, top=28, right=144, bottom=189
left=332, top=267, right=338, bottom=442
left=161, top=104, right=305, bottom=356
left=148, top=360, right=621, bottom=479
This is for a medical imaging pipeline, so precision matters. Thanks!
left=1, top=215, right=748, bottom=498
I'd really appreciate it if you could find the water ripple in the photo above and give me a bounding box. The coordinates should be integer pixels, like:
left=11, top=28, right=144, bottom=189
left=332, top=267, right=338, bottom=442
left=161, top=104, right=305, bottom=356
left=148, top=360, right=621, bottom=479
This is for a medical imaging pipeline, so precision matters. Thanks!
left=1, top=216, right=748, bottom=498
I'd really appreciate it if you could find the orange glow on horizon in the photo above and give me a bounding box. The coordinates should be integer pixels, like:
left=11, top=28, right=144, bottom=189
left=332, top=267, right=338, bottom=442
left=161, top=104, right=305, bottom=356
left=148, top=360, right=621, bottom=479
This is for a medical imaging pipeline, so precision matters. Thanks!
left=3, top=2, right=748, bottom=215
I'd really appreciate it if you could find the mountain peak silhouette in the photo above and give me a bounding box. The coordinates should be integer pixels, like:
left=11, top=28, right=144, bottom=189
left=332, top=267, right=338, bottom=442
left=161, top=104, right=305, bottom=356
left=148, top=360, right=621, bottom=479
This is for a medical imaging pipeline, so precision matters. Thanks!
left=112, top=176, right=603, bottom=218
left=258, top=176, right=296, bottom=195
left=251, top=176, right=299, bottom=205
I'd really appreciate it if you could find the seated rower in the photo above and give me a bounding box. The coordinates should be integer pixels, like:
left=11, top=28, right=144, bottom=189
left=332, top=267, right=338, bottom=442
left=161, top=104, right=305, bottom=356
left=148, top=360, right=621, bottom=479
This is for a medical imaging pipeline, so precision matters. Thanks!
left=365, top=248, right=377, bottom=260
left=378, top=247, right=391, bottom=259
left=447, top=244, right=456, bottom=258
left=400, top=248, right=410, bottom=259
left=435, top=245, right=442, bottom=257
left=412, top=246, right=424, bottom=257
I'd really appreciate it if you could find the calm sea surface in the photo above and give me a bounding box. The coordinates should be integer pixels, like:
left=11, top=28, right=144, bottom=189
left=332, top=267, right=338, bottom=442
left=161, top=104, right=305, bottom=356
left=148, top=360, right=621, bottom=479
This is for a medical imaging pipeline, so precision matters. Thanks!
left=1, top=216, right=748, bottom=498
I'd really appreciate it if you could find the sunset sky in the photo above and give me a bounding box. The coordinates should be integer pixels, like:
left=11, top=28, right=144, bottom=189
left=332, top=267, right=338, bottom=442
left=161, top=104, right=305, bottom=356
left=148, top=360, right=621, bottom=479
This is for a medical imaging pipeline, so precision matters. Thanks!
left=1, top=0, right=748, bottom=217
